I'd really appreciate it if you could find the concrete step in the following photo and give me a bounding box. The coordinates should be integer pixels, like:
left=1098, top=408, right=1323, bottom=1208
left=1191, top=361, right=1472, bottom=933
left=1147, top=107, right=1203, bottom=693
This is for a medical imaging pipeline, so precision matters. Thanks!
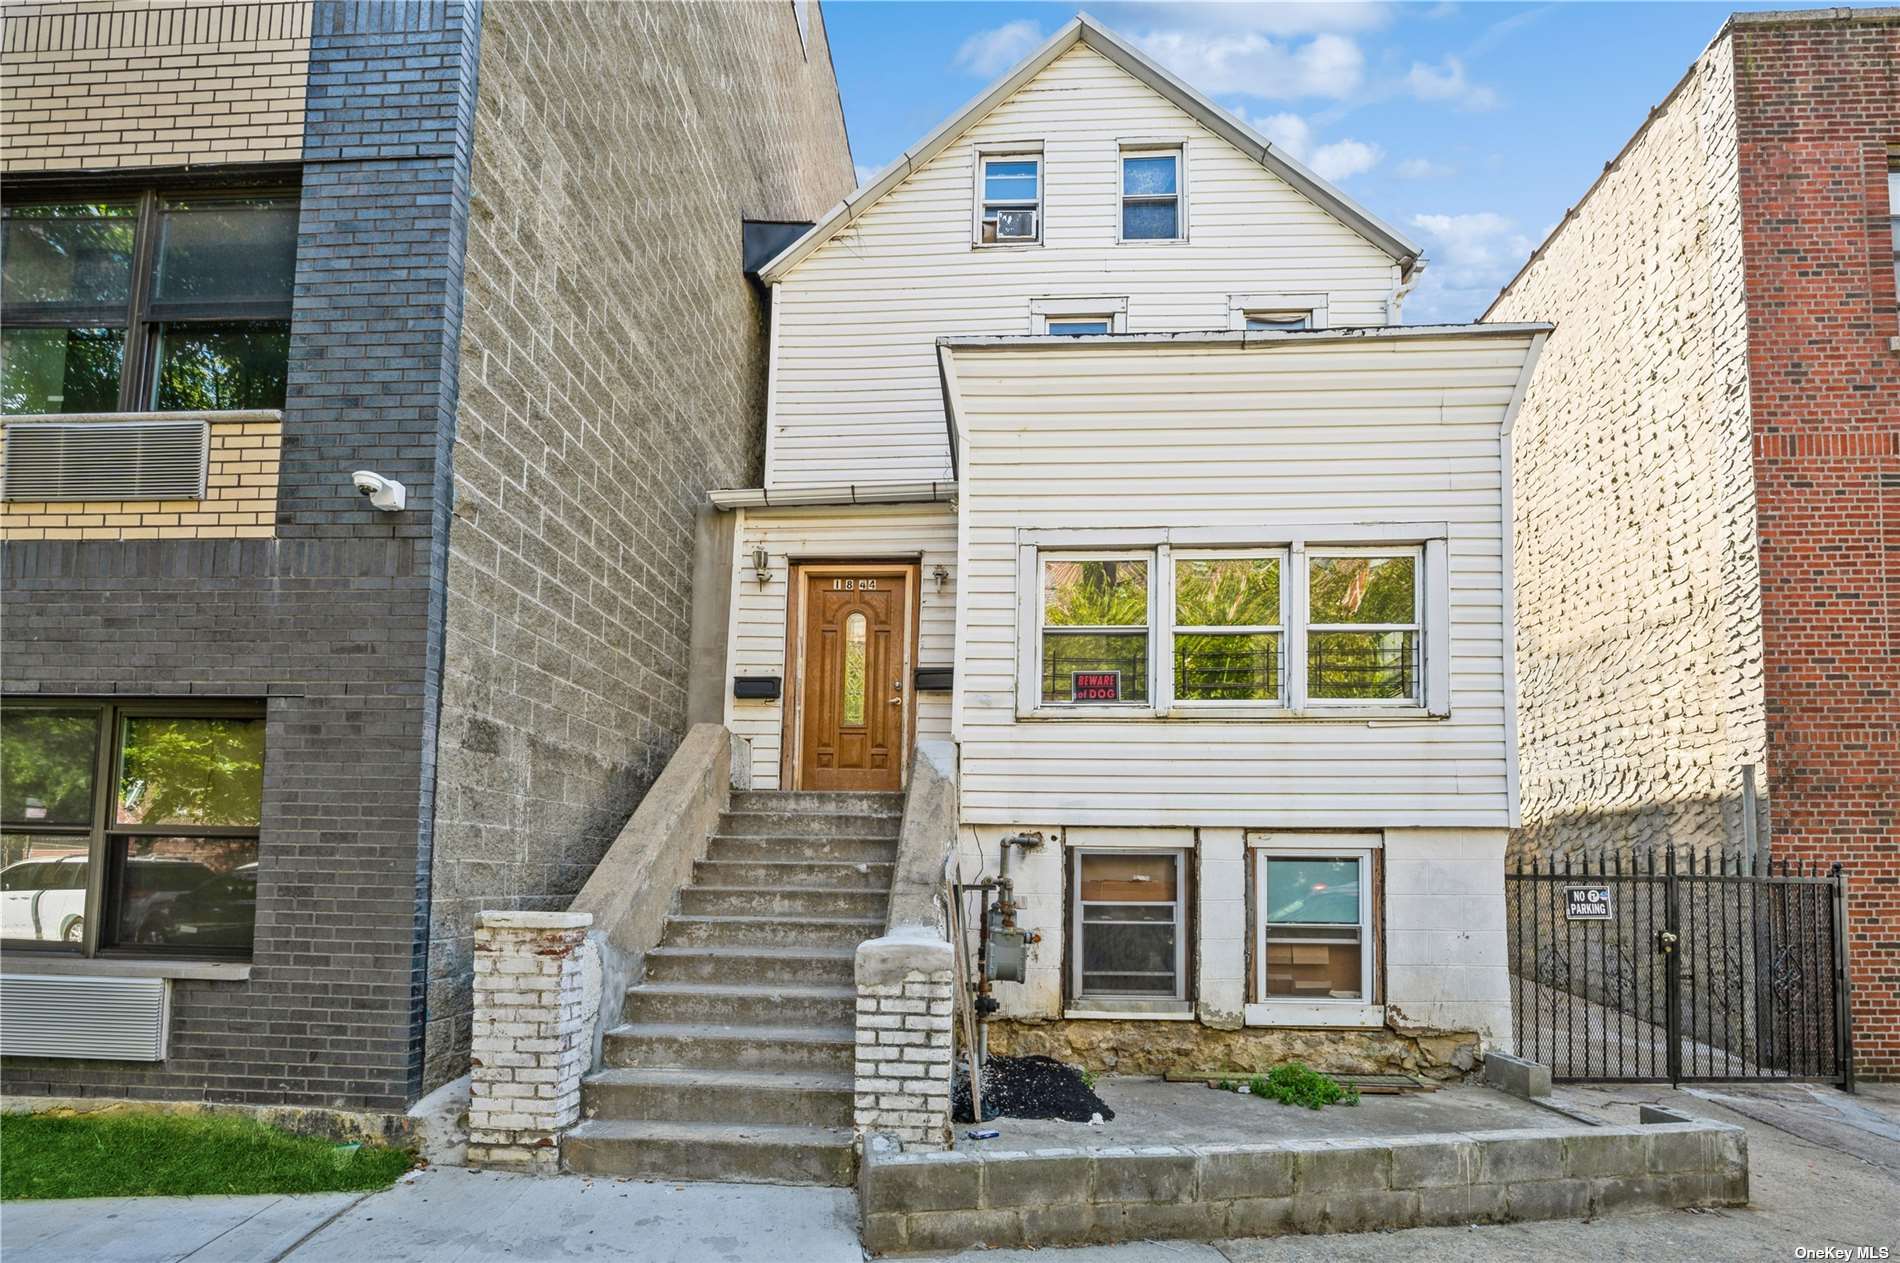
left=580, top=1066, right=853, bottom=1128
left=601, top=1021, right=855, bottom=1073
left=716, top=810, right=902, bottom=839
left=679, top=885, right=889, bottom=919
left=661, top=913, right=883, bottom=951
left=562, top=1118, right=857, bottom=1186
left=621, top=980, right=857, bottom=1028
left=730, top=789, right=903, bottom=817
left=693, top=857, right=894, bottom=890
left=707, top=834, right=899, bottom=865
left=642, top=945, right=856, bottom=987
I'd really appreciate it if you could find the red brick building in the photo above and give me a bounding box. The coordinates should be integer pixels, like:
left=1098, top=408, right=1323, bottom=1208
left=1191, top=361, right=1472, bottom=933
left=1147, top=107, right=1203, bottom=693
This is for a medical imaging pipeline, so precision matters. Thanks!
left=1490, top=8, right=1898, bottom=1077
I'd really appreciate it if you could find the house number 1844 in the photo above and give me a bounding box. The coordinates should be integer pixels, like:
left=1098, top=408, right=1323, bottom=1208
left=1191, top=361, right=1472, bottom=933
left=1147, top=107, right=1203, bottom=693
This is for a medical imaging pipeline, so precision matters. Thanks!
left=831, top=578, right=877, bottom=590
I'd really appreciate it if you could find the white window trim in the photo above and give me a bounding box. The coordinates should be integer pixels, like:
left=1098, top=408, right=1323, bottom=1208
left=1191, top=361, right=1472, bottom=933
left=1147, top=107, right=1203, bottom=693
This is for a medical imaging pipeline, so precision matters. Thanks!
left=1168, top=548, right=1288, bottom=713
left=1070, top=846, right=1188, bottom=1005
left=974, top=145, right=1045, bottom=249
left=1032, top=549, right=1157, bottom=717
left=1030, top=297, right=1129, bottom=335
left=1247, top=836, right=1382, bottom=1029
left=1016, top=529, right=1450, bottom=720
left=1229, top=293, right=1330, bottom=331
left=1303, top=545, right=1425, bottom=710
left=1117, top=144, right=1187, bottom=245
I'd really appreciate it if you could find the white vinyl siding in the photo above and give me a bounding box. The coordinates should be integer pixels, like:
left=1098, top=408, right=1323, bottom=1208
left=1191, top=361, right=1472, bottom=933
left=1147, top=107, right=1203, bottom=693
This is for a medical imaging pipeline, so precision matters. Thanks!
left=726, top=502, right=957, bottom=787
left=767, top=44, right=1399, bottom=491
left=945, top=333, right=1536, bottom=828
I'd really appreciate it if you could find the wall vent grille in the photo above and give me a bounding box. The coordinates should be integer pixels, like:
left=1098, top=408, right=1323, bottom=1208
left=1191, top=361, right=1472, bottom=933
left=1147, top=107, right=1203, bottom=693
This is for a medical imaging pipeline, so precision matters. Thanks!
left=0, top=974, right=171, bottom=1061
left=2, top=420, right=209, bottom=502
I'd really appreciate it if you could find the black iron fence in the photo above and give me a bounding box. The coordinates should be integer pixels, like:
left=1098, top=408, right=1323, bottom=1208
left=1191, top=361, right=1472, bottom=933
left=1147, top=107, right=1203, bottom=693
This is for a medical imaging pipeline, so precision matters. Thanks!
left=1506, top=850, right=1851, bottom=1087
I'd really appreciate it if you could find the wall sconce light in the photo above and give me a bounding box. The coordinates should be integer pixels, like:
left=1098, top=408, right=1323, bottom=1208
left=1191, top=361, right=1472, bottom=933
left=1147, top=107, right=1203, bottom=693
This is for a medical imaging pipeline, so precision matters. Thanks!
left=932, top=564, right=950, bottom=593
left=752, top=546, right=773, bottom=588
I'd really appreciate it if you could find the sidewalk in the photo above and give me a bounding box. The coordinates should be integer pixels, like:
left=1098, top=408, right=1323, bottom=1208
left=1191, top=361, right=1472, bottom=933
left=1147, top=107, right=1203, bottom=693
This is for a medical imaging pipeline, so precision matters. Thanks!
left=3, top=1082, right=1895, bottom=1263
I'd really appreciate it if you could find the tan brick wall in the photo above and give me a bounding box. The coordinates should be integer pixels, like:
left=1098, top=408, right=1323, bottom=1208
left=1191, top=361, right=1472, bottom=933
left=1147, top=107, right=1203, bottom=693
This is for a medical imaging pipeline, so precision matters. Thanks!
left=0, top=0, right=311, bottom=172
left=0, top=410, right=280, bottom=539
left=1489, top=35, right=1765, bottom=860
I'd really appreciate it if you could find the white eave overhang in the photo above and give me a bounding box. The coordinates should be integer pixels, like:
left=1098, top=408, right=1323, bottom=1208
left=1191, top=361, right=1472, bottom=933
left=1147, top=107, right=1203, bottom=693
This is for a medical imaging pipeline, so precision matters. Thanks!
left=709, top=482, right=957, bottom=511
left=935, top=322, right=1552, bottom=352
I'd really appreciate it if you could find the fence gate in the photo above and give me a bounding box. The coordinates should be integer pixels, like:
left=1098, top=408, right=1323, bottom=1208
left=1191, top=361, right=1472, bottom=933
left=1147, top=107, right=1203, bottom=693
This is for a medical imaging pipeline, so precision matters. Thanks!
left=1505, top=851, right=1852, bottom=1087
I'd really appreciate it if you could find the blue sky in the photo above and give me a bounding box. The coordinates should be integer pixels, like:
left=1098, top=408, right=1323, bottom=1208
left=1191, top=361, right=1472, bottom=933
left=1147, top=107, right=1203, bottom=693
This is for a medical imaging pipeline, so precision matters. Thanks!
left=821, top=1, right=1851, bottom=323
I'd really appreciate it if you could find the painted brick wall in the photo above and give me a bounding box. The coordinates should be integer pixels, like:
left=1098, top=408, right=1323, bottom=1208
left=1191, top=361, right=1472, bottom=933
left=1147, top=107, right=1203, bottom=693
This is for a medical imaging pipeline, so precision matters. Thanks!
left=0, top=0, right=481, bottom=1112
left=421, top=0, right=854, bottom=1087
left=0, top=0, right=311, bottom=172
left=1729, top=10, right=1900, bottom=1079
left=1488, top=37, right=1765, bottom=863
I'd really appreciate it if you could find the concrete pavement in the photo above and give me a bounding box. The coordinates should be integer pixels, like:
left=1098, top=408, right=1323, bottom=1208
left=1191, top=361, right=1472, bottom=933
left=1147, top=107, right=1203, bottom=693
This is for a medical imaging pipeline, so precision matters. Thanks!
left=2, top=1081, right=1895, bottom=1262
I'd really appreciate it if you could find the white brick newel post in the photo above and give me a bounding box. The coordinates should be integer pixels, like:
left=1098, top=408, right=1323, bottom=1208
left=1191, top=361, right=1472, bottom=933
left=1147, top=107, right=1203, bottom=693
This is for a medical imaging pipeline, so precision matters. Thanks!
left=855, top=931, right=956, bottom=1150
left=468, top=911, right=600, bottom=1172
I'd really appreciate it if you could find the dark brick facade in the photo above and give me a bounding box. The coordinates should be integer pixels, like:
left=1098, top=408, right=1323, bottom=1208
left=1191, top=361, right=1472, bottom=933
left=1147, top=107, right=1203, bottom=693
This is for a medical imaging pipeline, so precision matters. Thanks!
left=1730, top=10, right=1900, bottom=1079
left=1, top=0, right=483, bottom=1112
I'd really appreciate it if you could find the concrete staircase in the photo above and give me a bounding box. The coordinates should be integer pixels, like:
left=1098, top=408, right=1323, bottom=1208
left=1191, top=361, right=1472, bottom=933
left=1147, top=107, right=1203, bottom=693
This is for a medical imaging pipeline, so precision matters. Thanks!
left=562, top=789, right=901, bottom=1186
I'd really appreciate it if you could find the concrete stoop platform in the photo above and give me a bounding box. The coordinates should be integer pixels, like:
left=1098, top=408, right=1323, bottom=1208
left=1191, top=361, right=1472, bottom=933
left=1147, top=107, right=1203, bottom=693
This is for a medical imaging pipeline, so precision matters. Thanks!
left=858, top=1117, right=1749, bottom=1255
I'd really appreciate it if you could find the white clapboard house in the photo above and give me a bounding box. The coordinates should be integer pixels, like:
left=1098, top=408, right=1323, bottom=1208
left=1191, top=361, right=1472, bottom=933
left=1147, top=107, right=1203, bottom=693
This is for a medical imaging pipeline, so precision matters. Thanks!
left=716, top=15, right=1547, bottom=1057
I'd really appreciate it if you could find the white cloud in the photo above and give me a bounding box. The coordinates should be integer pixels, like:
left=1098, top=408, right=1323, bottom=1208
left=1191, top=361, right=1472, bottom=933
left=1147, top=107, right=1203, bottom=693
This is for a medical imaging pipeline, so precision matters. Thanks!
left=1403, top=211, right=1536, bottom=323
left=1135, top=29, right=1365, bottom=99
left=1404, top=56, right=1499, bottom=110
left=853, top=164, right=881, bottom=189
left=952, top=20, right=1044, bottom=77
left=1396, top=156, right=1454, bottom=179
left=1098, top=2, right=1394, bottom=37
left=1243, top=110, right=1381, bottom=182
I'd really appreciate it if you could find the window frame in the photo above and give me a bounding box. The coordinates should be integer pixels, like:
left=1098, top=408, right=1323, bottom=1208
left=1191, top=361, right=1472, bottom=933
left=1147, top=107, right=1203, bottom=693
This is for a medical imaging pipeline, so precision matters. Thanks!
left=1887, top=162, right=1898, bottom=306
left=1069, top=846, right=1189, bottom=1004
left=1303, top=545, right=1425, bottom=709
left=1247, top=835, right=1381, bottom=1027
left=1, top=170, right=299, bottom=415
left=973, top=148, right=1044, bottom=248
left=1030, top=296, right=1128, bottom=335
left=1035, top=549, right=1157, bottom=715
left=0, top=696, right=266, bottom=961
left=1117, top=145, right=1185, bottom=244
left=1228, top=293, right=1329, bottom=331
left=1170, top=548, right=1289, bottom=712
left=1018, top=533, right=1448, bottom=720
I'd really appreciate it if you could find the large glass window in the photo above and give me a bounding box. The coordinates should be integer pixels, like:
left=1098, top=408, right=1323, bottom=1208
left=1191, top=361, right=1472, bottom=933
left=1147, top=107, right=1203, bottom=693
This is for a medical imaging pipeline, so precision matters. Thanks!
left=1174, top=554, right=1283, bottom=703
left=1040, top=556, right=1150, bottom=704
left=1072, top=850, right=1185, bottom=1000
left=1306, top=552, right=1421, bottom=703
left=1121, top=150, right=1181, bottom=241
left=1888, top=165, right=1898, bottom=298
left=0, top=700, right=263, bottom=957
left=1, top=187, right=297, bottom=415
left=978, top=155, right=1040, bottom=244
left=1258, top=851, right=1371, bottom=1002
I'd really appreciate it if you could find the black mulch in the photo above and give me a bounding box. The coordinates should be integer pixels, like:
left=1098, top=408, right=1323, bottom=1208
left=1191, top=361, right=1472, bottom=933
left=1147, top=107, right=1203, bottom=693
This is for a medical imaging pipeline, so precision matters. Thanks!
left=952, top=1054, right=1116, bottom=1124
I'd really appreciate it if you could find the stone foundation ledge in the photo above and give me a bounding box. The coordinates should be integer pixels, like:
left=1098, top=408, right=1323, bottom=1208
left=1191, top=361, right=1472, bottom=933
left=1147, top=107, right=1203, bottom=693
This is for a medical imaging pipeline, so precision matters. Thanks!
left=859, top=1119, right=1747, bottom=1255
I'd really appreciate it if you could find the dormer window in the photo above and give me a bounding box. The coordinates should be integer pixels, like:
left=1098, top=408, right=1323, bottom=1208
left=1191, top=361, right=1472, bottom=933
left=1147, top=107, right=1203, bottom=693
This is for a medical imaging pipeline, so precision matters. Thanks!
left=1120, top=148, right=1182, bottom=242
left=979, top=154, right=1041, bottom=245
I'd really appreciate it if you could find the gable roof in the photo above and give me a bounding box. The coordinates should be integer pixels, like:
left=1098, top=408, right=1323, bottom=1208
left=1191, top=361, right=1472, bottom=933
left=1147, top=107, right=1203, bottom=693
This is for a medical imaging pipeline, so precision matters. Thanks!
left=757, top=12, right=1423, bottom=284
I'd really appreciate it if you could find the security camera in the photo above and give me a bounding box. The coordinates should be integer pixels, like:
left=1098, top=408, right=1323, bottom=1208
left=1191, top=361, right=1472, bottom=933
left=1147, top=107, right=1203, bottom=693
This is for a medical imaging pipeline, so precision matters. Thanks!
left=351, top=470, right=407, bottom=512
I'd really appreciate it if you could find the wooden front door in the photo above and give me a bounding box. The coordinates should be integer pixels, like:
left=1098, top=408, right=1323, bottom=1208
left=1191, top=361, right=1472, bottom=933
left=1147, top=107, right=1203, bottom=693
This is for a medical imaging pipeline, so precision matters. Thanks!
left=794, top=566, right=912, bottom=791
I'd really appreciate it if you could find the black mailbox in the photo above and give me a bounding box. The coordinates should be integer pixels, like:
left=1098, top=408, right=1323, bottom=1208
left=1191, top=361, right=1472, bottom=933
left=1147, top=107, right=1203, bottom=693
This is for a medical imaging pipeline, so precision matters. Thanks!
left=732, top=676, right=782, bottom=701
left=913, top=667, right=954, bottom=692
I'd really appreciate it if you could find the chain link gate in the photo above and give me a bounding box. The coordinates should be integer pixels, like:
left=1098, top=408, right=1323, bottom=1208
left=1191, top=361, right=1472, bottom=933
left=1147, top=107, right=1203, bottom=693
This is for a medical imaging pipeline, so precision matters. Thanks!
left=1506, top=850, right=1852, bottom=1088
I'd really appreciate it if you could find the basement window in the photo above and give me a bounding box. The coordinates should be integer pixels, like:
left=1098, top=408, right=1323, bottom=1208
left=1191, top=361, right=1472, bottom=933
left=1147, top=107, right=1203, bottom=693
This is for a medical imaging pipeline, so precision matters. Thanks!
left=1071, top=849, right=1186, bottom=1001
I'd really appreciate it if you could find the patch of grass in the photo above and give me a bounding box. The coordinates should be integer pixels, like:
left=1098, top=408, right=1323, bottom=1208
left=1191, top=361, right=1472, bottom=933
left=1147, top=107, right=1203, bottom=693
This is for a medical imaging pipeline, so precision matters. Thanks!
left=1079, top=1068, right=1100, bottom=1091
left=1219, top=1063, right=1360, bottom=1110
left=1, top=1110, right=414, bottom=1200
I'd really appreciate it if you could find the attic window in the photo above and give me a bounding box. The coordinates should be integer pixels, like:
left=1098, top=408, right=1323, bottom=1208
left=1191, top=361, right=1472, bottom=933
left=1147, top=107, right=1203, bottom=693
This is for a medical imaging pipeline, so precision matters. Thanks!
left=1120, top=149, right=1181, bottom=242
left=979, top=155, right=1041, bottom=245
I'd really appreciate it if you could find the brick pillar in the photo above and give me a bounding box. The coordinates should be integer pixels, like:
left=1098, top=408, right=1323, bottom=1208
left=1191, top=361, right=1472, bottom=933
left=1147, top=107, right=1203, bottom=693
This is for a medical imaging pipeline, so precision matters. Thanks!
left=854, top=934, right=956, bottom=1151
left=467, top=911, right=599, bottom=1172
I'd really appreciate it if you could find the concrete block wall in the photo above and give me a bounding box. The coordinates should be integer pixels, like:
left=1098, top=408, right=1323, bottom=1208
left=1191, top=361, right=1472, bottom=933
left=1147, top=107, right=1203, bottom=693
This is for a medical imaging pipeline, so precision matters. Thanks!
left=1488, top=36, right=1764, bottom=863
left=0, top=0, right=311, bottom=171
left=467, top=911, right=599, bottom=1172
left=422, top=0, right=855, bottom=1087
left=1728, top=10, right=1900, bottom=1077
left=0, top=412, right=281, bottom=542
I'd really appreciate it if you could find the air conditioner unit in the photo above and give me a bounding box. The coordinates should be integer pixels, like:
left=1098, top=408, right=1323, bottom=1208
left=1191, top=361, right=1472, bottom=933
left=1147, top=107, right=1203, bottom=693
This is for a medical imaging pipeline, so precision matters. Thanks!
left=995, top=208, right=1038, bottom=241
left=2, top=420, right=209, bottom=502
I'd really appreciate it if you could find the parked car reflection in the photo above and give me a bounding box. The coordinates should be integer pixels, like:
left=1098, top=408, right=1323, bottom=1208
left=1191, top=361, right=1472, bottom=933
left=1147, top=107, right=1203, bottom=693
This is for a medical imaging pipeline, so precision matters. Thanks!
left=0, top=854, right=89, bottom=942
left=115, top=857, right=257, bottom=952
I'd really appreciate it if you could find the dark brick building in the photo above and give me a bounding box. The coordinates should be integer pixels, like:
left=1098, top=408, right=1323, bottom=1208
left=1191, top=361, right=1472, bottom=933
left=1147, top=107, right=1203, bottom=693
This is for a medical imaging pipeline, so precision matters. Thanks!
left=0, top=0, right=852, bottom=1118
left=1491, top=8, right=1897, bottom=1078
